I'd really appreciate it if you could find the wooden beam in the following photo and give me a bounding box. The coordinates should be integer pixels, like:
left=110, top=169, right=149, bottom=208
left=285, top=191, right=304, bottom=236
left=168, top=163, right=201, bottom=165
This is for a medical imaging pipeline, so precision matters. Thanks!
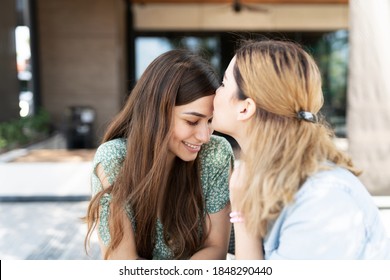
left=132, top=0, right=348, bottom=4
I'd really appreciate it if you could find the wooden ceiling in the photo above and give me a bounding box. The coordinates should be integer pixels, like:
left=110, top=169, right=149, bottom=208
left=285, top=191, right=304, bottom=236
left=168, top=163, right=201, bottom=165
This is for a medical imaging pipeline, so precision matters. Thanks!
left=132, top=0, right=348, bottom=4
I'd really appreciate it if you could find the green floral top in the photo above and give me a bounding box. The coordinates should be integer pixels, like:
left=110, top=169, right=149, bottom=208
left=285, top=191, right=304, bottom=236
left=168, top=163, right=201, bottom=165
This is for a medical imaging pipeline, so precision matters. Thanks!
left=91, top=135, right=234, bottom=259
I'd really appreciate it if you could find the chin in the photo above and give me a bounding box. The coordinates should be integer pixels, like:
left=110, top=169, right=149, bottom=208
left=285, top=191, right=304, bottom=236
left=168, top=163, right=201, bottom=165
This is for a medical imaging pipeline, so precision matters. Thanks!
left=178, top=154, right=197, bottom=162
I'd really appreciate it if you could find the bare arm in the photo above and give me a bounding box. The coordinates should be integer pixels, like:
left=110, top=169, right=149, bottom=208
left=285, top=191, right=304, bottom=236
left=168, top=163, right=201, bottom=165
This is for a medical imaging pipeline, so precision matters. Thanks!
left=190, top=204, right=231, bottom=260
left=95, top=164, right=139, bottom=260
left=233, top=223, right=263, bottom=259
left=229, top=162, right=264, bottom=260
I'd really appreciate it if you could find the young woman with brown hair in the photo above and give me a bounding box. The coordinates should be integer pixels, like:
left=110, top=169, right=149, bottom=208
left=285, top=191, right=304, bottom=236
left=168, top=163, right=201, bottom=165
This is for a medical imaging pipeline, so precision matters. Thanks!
left=85, top=49, right=234, bottom=260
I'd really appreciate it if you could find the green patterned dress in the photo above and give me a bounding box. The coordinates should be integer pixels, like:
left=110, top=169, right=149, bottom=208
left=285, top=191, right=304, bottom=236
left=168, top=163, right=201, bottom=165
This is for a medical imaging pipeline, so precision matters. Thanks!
left=91, top=135, right=234, bottom=259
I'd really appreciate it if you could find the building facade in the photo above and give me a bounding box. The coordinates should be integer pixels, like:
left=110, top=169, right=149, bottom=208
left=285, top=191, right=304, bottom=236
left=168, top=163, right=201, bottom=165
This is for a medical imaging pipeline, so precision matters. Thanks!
left=3, top=0, right=390, bottom=195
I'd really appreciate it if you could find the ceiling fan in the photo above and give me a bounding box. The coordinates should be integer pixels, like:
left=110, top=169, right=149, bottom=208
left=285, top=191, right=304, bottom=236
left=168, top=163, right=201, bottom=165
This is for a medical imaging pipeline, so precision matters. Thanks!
left=231, top=0, right=268, bottom=13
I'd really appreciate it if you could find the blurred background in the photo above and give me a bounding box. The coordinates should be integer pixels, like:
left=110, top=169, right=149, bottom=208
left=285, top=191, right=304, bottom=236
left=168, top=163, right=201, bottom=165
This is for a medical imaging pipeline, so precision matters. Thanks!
left=0, top=0, right=389, bottom=259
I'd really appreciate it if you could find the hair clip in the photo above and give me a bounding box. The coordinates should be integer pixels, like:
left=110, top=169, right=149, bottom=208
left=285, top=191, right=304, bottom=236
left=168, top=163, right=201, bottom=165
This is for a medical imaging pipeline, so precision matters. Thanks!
left=297, top=111, right=317, bottom=123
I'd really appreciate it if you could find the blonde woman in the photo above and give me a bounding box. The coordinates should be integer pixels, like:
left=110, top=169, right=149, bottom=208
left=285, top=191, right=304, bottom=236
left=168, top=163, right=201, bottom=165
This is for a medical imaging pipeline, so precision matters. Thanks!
left=212, top=40, right=390, bottom=259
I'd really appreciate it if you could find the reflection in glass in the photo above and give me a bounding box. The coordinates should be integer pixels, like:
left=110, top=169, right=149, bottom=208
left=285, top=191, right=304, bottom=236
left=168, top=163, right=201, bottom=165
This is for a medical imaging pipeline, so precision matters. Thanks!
left=15, top=26, right=33, bottom=117
left=135, top=36, right=220, bottom=81
left=315, top=30, right=349, bottom=137
left=134, top=32, right=348, bottom=138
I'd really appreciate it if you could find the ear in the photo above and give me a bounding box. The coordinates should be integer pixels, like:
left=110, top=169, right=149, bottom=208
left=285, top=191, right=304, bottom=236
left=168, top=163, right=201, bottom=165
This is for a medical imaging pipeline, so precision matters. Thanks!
left=237, top=98, right=256, bottom=121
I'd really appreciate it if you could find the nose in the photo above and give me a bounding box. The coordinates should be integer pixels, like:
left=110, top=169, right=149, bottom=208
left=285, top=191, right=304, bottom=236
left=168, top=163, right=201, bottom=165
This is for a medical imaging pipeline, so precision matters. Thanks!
left=196, top=122, right=211, bottom=143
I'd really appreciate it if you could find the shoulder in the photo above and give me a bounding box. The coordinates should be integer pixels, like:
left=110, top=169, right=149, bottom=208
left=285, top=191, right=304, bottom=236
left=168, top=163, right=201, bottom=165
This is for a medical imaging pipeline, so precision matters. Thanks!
left=264, top=168, right=361, bottom=258
left=93, top=138, right=127, bottom=185
left=94, top=138, right=127, bottom=164
left=281, top=166, right=378, bottom=232
left=296, top=166, right=366, bottom=201
left=199, top=135, right=234, bottom=168
left=298, top=166, right=382, bottom=221
left=202, top=134, right=232, bottom=152
left=265, top=167, right=385, bottom=259
left=290, top=167, right=362, bottom=211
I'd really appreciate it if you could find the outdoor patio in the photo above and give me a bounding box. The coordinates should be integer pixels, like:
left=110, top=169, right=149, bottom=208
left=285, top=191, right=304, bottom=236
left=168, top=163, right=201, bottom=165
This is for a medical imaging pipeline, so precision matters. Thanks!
left=0, top=134, right=389, bottom=260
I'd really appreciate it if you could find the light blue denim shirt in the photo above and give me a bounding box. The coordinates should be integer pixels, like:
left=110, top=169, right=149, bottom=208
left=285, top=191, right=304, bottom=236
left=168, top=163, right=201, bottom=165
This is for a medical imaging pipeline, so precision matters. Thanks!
left=263, top=166, right=390, bottom=259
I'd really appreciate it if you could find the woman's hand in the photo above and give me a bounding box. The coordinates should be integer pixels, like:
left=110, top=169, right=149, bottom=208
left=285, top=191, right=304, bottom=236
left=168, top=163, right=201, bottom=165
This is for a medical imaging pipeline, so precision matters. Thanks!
left=229, top=161, right=246, bottom=211
left=229, top=161, right=264, bottom=260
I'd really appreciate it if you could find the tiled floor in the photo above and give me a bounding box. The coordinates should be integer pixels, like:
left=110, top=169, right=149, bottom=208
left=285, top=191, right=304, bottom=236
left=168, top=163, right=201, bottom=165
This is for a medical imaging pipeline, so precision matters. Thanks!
left=0, top=139, right=101, bottom=260
left=0, top=201, right=101, bottom=260
left=0, top=135, right=389, bottom=260
left=0, top=200, right=389, bottom=260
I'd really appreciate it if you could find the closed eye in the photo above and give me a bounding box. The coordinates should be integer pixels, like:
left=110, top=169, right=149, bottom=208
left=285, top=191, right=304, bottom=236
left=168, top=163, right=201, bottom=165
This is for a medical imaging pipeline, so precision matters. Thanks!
left=187, top=121, right=198, bottom=126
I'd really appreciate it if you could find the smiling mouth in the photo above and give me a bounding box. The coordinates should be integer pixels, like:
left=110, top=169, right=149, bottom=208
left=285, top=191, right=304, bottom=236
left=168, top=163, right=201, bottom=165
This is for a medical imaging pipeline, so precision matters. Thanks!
left=183, top=141, right=201, bottom=151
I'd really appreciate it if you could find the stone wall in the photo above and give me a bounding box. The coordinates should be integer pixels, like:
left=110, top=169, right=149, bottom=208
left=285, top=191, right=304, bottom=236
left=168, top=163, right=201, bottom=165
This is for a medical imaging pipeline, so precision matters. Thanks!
left=37, top=0, right=127, bottom=146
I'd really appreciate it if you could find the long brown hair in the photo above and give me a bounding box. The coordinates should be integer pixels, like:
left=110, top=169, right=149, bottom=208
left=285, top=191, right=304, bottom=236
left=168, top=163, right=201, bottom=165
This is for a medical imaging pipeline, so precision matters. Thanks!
left=233, top=40, right=360, bottom=237
left=85, top=49, right=219, bottom=259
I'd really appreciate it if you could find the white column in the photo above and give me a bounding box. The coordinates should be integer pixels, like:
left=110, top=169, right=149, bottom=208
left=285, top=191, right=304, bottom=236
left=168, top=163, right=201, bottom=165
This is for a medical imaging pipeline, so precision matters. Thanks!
left=347, top=0, right=390, bottom=195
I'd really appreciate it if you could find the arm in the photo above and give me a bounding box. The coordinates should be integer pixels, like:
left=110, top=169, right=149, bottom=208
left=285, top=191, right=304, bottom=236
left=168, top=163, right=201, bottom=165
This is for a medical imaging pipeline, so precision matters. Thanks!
left=233, top=223, right=263, bottom=259
left=97, top=209, right=139, bottom=260
left=229, top=163, right=264, bottom=259
left=190, top=204, right=231, bottom=260
left=95, top=164, right=139, bottom=260
left=192, top=135, right=233, bottom=259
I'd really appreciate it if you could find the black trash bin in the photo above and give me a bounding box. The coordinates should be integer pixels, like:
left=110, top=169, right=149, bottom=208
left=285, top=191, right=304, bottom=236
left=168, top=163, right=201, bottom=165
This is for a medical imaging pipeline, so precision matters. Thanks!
left=64, top=106, right=95, bottom=149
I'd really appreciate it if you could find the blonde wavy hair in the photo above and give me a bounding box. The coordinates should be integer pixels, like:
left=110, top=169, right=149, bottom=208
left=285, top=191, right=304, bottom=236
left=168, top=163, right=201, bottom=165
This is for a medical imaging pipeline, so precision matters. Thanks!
left=234, top=40, right=360, bottom=238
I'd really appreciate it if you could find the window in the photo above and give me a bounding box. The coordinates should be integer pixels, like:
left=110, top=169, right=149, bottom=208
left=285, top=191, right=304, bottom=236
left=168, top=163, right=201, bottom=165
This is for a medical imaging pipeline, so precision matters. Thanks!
left=15, top=0, right=38, bottom=117
left=133, top=31, right=348, bottom=138
left=135, top=35, right=220, bottom=80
